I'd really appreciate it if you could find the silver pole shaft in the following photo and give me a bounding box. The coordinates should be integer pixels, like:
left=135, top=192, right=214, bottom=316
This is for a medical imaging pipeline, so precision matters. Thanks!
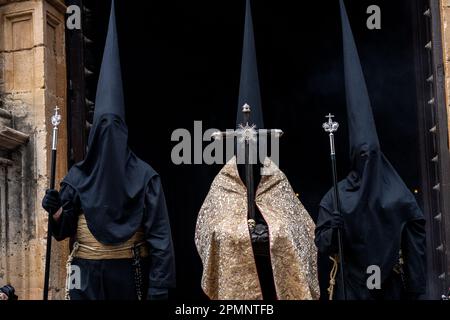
left=329, top=133, right=336, bottom=156
left=52, top=127, right=58, bottom=151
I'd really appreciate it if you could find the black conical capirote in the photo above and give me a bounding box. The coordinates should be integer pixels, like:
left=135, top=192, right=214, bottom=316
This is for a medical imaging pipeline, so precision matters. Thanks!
left=92, top=0, right=125, bottom=126
left=63, top=0, right=156, bottom=245
left=314, top=0, right=426, bottom=300
left=237, top=0, right=264, bottom=129
left=340, top=0, right=379, bottom=161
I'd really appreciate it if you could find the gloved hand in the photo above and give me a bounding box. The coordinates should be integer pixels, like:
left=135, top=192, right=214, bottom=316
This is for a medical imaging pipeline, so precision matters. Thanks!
left=0, top=285, right=18, bottom=300
left=42, top=189, right=62, bottom=214
left=330, top=211, right=344, bottom=230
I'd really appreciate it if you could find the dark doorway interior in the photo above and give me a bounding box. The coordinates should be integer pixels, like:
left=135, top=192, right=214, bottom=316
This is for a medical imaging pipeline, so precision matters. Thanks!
left=75, top=0, right=428, bottom=299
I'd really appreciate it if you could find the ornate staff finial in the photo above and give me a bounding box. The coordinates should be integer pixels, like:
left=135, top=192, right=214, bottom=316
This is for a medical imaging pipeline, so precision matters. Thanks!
left=323, top=113, right=339, bottom=134
left=51, top=106, right=62, bottom=128
left=51, top=106, right=62, bottom=151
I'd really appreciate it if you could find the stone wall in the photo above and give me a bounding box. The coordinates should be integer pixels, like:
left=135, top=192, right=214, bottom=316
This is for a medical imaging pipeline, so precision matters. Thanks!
left=0, top=0, right=67, bottom=300
left=441, top=0, right=450, bottom=142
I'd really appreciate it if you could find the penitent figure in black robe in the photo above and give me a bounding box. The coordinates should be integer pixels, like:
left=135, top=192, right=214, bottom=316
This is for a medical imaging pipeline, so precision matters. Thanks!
left=315, top=0, right=426, bottom=300
left=41, top=0, right=175, bottom=300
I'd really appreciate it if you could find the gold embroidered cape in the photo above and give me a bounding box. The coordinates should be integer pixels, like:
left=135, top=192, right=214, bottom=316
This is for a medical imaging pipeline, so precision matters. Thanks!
left=195, top=157, right=320, bottom=300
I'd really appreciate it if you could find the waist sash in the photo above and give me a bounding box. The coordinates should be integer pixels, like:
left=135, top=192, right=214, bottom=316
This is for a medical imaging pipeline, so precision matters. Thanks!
left=73, top=214, right=149, bottom=260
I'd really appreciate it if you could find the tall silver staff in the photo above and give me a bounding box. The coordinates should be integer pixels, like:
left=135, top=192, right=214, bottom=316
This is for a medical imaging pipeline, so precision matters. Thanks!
left=323, top=113, right=347, bottom=300
left=43, top=106, right=62, bottom=300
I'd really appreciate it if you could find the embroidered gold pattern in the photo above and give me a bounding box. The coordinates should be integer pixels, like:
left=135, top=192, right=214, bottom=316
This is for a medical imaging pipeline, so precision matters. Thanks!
left=195, top=157, right=320, bottom=300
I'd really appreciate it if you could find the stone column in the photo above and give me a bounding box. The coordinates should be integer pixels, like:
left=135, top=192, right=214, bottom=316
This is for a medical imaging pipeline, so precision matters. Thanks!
left=440, top=0, right=450, bottom=141
left=0, top=0, right=68, bottom=300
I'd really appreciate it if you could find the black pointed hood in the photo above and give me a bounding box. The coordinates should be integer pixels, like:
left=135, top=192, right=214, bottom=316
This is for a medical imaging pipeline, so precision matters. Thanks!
left=340, top=0, right=379, bottom=162
left=315, top=0, right=425, bottom=299
left=236, top=0, right=264, bottom=129
left=63, top=0, right=155, bottom=245
left=92, top=0, right=125, bottom=128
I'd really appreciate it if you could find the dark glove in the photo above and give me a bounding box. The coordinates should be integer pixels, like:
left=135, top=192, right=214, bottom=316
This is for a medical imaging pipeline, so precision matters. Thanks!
left=250, top=223, right=270, bottom=257
left=0, top=285, right=18, bottom=300
left=330, top=211, right=344, bottom=229
left=42, top=189, right=62, bottom=214
left=250, top=223, right=269, bottom=243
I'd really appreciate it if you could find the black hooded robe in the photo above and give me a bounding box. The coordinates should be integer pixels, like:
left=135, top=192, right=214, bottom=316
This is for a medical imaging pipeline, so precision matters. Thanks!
left=49, top=0, right=175, bottom=300
left=316, top=183, right=426, bottom=300
left=52, top=175, right=174, bottom=300
left=315, top=0, right=426, bottom=300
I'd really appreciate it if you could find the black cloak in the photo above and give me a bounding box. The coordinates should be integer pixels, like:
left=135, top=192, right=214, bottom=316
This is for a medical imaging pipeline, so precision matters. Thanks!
left=315, top=0, right=426, bottom=300
left=62, top=0, right=156, bottom=245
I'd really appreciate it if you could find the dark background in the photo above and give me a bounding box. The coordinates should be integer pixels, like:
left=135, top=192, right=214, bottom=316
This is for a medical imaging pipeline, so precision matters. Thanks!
left=82, top=0, right=424, bottom=299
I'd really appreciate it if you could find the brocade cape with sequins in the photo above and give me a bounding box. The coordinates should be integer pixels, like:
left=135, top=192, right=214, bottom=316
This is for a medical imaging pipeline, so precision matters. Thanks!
left=195, top=157, right=320, bottom=300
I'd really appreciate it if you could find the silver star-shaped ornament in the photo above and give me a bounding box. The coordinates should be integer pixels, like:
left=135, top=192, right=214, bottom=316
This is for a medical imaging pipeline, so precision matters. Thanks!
left=236, top=123, right=258, bottom=143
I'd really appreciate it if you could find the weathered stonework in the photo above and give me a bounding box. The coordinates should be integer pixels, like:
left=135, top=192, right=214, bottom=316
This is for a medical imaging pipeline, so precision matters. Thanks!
left=0, top=0, right=67, bottom=300
left=440, top=0, right=450, bottom=141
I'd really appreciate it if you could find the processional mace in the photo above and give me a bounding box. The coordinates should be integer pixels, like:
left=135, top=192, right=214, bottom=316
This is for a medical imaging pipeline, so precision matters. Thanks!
left=43, top=106, right=61, bottom=300
left=323, top=113, right=347, bottom=300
